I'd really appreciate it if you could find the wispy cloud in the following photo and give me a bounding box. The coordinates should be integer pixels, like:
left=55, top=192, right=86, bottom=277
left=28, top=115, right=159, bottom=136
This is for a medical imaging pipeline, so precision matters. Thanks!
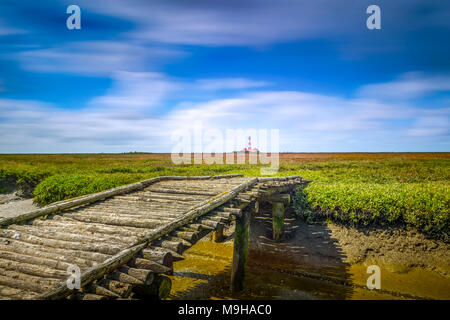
left=88, top=71, right=178, bottom=113
left=0, top=18, right=26, bottom=36
left=358, top=72, right=450, bottom=99
left=166, top=90, right=442, bottom=135
left=15, top=41, right=184, bottom=76
left=0, top=97, right=169, bottom=153
left=406, top=108, right=450, bottom=137
left=77, top=0, right=361, bottom=46
left=195, top=78, right=270, bottom=90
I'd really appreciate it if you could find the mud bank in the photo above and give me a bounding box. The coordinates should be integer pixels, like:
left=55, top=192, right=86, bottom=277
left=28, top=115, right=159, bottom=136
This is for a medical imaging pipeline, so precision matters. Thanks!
left=169, top=206, right=450, bottom=300
left=0, top=198, right=38, bottom=219
left=0, top=186, right=38, bottom=219
left=0, top=178, right=39, bottom=219
left=0, top=176, right=36, bottom=199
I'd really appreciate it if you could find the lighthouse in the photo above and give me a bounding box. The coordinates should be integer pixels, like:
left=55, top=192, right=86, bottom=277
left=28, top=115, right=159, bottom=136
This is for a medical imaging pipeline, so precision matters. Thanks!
left=241, top=136, right=259, bottom=152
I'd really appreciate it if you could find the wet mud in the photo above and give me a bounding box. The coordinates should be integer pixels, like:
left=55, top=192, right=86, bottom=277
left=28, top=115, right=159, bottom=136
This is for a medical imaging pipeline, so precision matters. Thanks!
left=168, top=205, right=450, bottom=300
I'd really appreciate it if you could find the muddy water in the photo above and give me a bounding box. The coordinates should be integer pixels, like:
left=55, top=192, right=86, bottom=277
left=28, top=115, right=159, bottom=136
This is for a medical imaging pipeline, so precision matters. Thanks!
left=168, top=238, right=449, bottom=300
left=168, top=209, right=450, bottom=300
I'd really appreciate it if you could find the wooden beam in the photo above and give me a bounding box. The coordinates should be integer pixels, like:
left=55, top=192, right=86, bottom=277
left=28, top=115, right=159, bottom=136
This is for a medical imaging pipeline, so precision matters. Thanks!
left=267, top=193, right=290, bottom=204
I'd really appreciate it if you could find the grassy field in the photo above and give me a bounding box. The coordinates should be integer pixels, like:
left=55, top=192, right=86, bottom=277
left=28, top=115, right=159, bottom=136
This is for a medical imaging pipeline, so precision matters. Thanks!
left=0, top=153, right=449, bottom=240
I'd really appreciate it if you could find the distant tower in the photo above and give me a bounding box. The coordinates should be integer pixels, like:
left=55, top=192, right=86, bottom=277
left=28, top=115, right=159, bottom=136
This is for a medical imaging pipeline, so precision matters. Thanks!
left=240, top=136, right=258, bottom=152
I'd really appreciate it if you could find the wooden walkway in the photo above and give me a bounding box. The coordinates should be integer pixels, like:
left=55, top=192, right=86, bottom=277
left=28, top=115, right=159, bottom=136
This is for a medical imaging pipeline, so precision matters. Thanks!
left=0, top=174, right=307, bottom=300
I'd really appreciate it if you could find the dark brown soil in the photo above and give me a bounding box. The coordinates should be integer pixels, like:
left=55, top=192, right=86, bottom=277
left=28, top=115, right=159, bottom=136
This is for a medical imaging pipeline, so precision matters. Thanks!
left=246, top=204, right=450, bottom=299
left=327, top=223, right=449, bottom=276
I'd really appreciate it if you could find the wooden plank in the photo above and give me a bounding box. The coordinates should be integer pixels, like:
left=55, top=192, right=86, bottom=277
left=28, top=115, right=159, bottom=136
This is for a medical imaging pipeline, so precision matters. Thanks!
left=78, top=208, right=183, bottom=219
left=144, top=188, right=218, bottom=196
left=0, top=269, right=61, bottom=293
left=83, top=283, right=120, bottom=298
left=96, top=279, right=132, bottom=298
left=0, top=285, right=37, bottom=300
left=24, top=224, right=140, bottom=244
left=0, top=242, right=97, bottom=268
left=44, top=215, right=151, bottom=236
left=0, top=229, right=123, bottom=256
left=6, top=224, right=129, bottom=247
left=0, top=250, right=74, bottom=271
left=37, top=242, right=147, bottom=300
left=63, top=213, right=164, bottom=229
left=0, top=258, right=68, bottom=279
left=0, top=237, right=111, bottom=263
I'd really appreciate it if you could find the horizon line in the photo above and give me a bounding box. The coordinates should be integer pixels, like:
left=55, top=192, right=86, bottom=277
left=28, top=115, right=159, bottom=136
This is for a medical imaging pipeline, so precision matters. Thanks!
left=1, top=151, right=449, bottom=155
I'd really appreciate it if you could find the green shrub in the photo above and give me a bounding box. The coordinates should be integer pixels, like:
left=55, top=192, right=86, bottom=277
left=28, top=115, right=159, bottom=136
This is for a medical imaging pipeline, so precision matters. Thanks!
left=291, top=186, right=312, bottom=220
left=33, top=174, right=142, bottom=205
left=292, top=181, right=449, bottom=240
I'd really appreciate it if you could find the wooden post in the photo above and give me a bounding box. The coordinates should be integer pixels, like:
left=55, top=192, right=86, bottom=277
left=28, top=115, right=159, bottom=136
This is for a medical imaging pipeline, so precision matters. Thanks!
left=211, top=224, right=224, bottom=242
left=132, top=275, right=172, bottom=300
left=267, top=194, right=290, bottom=241
left=230, top=208, right=250, bottom=293
left=272, top=202, right=284, bottom=241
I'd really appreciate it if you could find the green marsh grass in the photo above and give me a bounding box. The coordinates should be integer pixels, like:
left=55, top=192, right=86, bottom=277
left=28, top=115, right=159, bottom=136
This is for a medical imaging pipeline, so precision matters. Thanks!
left=0, top=153, right=448, bottom=239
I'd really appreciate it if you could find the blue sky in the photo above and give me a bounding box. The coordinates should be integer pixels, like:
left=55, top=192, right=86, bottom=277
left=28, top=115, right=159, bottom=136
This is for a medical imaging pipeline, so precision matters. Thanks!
left=0, top=0, right=449, bottom=153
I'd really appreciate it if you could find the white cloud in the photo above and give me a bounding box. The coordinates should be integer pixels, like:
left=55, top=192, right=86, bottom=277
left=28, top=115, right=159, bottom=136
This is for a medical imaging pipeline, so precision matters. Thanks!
left=15, top=41, right=184, bottom=76
left=406, top=108, right=450, bottom=137
left=357, top=72, right=450, bottom=100
left=195, top=78, right=270, bottom=90
left=0, top=98, right=170, bottom=153
left=88, top=71, right=178, bottom=113
left=78, top=0, right=360, bottom=46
